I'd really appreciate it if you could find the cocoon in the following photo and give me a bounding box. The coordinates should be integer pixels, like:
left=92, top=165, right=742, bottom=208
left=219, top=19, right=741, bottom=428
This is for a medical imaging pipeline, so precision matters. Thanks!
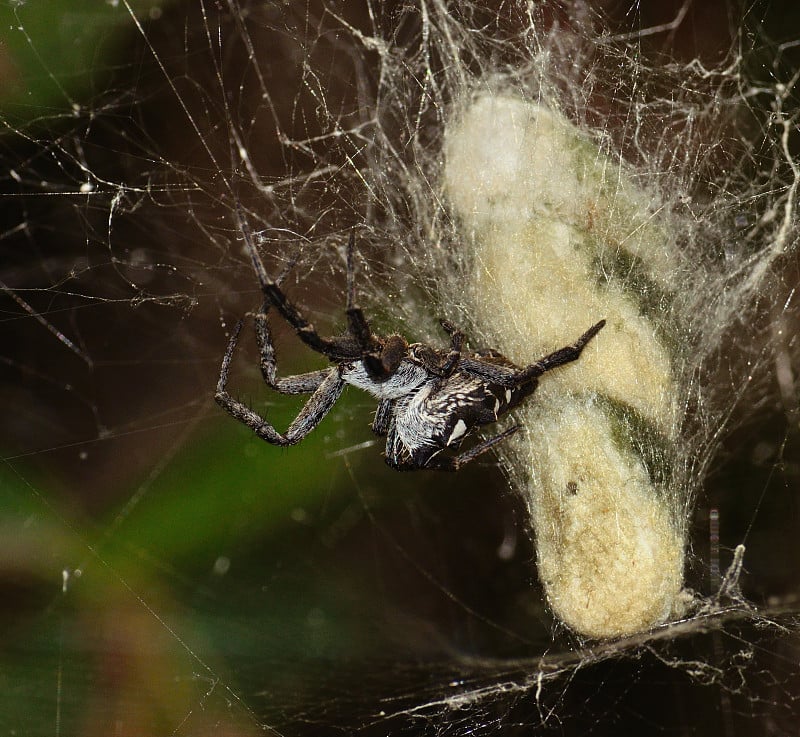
left=444, top=94, right=688, bottom=638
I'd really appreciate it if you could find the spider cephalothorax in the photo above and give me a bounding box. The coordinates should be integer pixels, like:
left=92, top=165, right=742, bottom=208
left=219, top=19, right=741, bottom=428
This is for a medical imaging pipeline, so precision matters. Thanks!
left=215, top=217, right=605, bottom=471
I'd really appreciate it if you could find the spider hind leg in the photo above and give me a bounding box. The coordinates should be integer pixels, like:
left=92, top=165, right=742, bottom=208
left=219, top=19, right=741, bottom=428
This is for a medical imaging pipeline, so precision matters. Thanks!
left=458, top=319, right=606, bottom=388
left=424, top=425, right=521, bottom=471
left=520, top=319, right=606, bottom=380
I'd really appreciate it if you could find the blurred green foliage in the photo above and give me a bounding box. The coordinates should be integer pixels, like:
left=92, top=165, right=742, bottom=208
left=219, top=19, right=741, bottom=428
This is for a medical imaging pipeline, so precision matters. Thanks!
left=0, top=399, right=374, bottom=733
left=0, top=0, right=172, bottom=117
left=112, top=408, right=344, bottom=563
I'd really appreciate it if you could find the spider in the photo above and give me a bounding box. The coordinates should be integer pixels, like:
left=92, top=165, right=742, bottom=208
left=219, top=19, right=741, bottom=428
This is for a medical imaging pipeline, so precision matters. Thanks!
left=215, top=217, right=606, bottom=471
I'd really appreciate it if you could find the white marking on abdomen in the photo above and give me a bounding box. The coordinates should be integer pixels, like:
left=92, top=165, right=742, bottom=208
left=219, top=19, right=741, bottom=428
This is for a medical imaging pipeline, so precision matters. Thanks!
left=447, top=419, right=467, bottom=445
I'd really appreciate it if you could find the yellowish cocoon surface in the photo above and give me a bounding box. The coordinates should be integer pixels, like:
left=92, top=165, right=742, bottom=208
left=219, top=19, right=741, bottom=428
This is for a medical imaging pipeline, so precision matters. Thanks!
left=444, top=94, right=687, bottom=638
left=528, top=396, right=684, bottom=638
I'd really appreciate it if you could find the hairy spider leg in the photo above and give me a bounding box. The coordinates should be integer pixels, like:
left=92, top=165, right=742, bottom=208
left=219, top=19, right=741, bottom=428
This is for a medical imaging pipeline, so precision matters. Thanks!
left=236, top=207, right=352, bottom=361
left=252, top=305, right=332, bottom=394
left=437, top=318, right=464, bottom=380
left=343, top=231, right=416, bottom=380
left=405, top=320, right=465, bottom=380
left=215, top=319, right=345, bottom=445
left=458, top=319, right=606, bottom=388
left=372, top=398, right=395, bottom=436
left=344, top=229, right=376, bottom=351
left=517, top=319, right=606, bottom=381
left=423, top=425, right=521, bottom=471
left=248, top=255, right=331, bottom=393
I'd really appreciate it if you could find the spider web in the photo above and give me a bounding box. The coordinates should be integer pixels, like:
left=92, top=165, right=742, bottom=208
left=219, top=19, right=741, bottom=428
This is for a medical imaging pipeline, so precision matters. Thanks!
left=0, top=1, right=799, bottom=734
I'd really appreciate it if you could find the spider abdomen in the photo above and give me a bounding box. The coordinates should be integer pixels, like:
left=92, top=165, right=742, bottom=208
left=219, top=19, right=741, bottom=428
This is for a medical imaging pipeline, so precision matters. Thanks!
left=389, top=371, right=539, bottom=467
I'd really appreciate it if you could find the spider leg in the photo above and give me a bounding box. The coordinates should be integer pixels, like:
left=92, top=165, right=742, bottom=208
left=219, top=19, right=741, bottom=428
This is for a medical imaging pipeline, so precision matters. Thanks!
left=345, top=229, right=376, bottom=351
left=215, top=319, right=344, bottom=445
left=424, top=425, right=521, bottom=472
left=282, top=370, right=346, bottom=441
left=343, top=231, right=414, bottom=382
left=236, top=207, right=348, bottom=360
left=253, top=303, right=331, bottom=394
left=437, top=318, right=464, bottom=380
left=515, top=319, right=606, bottom=381
left=459, top=320, right=606, bottom=388
left=371, top=398, right=395, bottom=436
left=408, top=320, right=464, bottom=380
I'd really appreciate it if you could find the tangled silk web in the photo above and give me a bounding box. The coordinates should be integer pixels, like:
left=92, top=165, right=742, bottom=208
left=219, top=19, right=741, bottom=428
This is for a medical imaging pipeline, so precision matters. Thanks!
left=1, top=0, right=800, bottom=734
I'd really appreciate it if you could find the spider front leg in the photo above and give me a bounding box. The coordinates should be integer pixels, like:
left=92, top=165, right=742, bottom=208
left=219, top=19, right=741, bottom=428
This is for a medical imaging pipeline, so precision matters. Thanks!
left=344, top=229, right=377, bottom=351
left=236, top=207, right=348, bottom=361
left=215, top=319, right=345, bottom=445
left=514, top=319, right=606, bottom=382
left=343, top=232, right=414, bottom=380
